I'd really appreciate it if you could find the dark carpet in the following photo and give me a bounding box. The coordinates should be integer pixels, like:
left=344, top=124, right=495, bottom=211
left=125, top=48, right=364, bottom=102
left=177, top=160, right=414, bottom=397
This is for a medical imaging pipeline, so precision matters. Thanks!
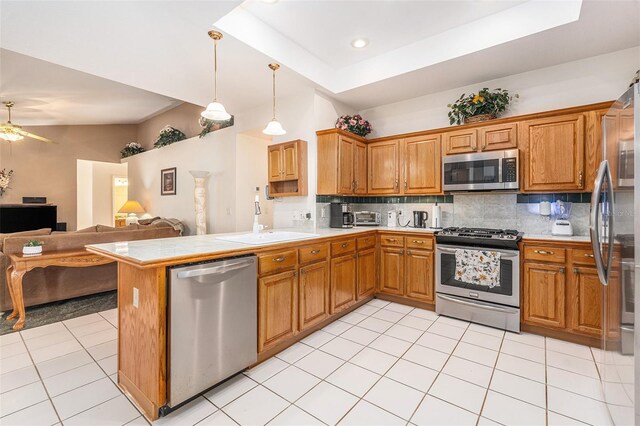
left=0, top=290, right=117, bottom=335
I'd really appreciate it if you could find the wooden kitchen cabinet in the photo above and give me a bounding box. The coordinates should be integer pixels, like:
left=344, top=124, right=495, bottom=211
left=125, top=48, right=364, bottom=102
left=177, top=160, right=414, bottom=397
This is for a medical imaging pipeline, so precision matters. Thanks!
left=522, top=262, right=566, bottom=329
left=356, top=248, right=376, bottom=299
left=443, top=128, right=477, bottom=155
left=267, top=139, right=308, bottom=197
left=330, top=253, right=357, bottom=314
left=379, top=247, right=405, bottom=296
left=405, top=249, right=434, bottom=303
left=403, top=135, right=441, bottom=194
left=258, top=270, right=298, bottom=352
left=520, top=114, right=585, bottom=192
left=569, top=266, right=602, bottom=337
left=478, top=122, right=518, bottom=152
left=368, top=139, right=401, bottom=194
left=299, top=261, right=330, bottom=331
left=316, top=129, right=366, bottom=195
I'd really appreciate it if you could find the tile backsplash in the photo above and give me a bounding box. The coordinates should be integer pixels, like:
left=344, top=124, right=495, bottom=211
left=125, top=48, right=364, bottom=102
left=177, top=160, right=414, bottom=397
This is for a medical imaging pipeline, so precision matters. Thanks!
left=316, top=193, right=590, bottom=236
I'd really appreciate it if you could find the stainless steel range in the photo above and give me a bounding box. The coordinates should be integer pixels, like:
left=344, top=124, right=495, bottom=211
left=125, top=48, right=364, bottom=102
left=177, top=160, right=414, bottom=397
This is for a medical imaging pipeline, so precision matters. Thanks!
left=435, top=227, right=523, bottom=332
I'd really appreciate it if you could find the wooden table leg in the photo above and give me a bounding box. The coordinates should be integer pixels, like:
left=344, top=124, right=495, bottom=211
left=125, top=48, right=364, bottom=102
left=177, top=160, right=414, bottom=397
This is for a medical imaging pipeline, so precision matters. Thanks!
left=9, top=269, right=26, bottom=330
left=5, top=265, right=19, bottom=321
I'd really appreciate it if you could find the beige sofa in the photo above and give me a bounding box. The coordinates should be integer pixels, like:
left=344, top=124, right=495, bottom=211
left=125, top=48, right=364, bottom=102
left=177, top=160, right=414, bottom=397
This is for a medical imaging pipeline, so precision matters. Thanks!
left=0, top=220, right=182, bottom=311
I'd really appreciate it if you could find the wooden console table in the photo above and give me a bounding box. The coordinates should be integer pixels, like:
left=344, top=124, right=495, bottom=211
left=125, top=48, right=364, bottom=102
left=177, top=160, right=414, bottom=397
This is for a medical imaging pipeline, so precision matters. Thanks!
left=5, top=249, right=114, bottom=331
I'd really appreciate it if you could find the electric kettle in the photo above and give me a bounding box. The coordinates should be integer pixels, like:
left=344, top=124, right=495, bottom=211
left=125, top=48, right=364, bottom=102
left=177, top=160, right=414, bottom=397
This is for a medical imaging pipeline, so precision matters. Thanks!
left=413, top=211, right=428, bottom=228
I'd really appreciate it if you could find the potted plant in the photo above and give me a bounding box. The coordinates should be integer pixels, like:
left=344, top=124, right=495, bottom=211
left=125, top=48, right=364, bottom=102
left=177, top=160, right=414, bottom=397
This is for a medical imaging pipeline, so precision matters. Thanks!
left=447, top=88, right=518, bottom=125
left=0, top=169, right=13, bottom=196
left=23, top=240, right=43, bottom=256
left=335, top=114, right=372, bottom=138
left=154, top=125, right=186, bottom=148
left=120, top=142, right=145, bottom=158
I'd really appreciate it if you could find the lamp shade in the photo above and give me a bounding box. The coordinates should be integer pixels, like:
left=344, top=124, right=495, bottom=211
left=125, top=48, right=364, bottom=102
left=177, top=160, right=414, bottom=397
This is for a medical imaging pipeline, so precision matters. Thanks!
left=201, top=102, right=231, bottom=121
left=118, top=200, right=146, bottom=214
left=262, top=119, right=286, bottom=136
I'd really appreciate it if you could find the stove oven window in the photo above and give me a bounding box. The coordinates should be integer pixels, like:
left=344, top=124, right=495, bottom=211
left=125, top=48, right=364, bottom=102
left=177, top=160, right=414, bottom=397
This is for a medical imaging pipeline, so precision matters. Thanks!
left=440, top=251, right=513, bottom=296
left=443, top=159, right=500, bottom=186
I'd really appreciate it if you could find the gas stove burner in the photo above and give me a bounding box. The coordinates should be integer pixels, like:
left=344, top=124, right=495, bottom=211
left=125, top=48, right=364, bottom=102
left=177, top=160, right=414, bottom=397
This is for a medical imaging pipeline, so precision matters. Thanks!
left=436, top=227, right=523, bottom=249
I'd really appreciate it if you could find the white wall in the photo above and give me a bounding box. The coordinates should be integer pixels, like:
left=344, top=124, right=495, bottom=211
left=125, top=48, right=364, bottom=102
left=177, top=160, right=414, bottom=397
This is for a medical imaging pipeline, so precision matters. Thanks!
left=76, top=159, right=128, bottom=229
left=360, top=47, right=640, bottom=138
left=235, top=133, right=273, bottom=232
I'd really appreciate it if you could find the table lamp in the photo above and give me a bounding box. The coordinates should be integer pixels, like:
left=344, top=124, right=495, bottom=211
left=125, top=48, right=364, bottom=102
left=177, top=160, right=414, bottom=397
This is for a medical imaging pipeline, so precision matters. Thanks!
left=118, top=200, right=146, bottom=225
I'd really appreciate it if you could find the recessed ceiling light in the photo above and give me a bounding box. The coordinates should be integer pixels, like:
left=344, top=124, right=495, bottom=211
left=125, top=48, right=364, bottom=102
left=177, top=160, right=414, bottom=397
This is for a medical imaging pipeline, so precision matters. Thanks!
left=351, top=38, right=369, bottom=49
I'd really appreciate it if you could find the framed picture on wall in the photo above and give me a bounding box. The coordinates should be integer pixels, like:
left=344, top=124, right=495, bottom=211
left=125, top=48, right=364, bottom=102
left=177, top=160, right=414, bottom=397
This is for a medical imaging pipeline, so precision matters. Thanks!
left=161, top=167, right=177, bottom=196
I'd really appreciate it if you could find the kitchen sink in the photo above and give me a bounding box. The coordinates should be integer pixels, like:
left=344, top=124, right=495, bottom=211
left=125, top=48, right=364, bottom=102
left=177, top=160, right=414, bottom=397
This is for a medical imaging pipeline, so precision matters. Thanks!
left=216, top=231, right=320, bottom=246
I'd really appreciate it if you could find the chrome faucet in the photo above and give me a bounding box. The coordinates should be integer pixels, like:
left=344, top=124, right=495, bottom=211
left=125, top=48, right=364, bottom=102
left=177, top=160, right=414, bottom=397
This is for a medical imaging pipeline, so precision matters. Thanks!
left=253, top=196, right=262, bottom=234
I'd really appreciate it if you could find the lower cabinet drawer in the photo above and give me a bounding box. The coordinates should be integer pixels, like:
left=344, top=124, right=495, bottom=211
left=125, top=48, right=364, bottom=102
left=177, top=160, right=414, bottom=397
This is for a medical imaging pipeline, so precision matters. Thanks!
left=406, top=236, right=433, bottom=250
left=523, top=246, right=566, bottom=263
left=298, top=243, right=329, bottom=264
left=331, top=239, right=356, bottom=257
left=357, top=235, right=376, bottom=250
left=380, top=235, right=404, bottom=247
left=572, top=248, right=596, bottom=266
left=258, top=250, right=297, bottom=275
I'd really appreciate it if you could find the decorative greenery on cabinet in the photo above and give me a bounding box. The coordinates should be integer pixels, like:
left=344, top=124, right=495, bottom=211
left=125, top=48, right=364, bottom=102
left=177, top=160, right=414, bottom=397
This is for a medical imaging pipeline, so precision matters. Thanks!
left=447, top=88, right=518, bottom=125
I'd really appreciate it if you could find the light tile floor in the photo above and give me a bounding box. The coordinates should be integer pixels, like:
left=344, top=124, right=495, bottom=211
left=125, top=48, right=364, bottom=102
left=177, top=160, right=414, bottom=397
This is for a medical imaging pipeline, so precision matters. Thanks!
left=0, top=299, right=628, bottom=425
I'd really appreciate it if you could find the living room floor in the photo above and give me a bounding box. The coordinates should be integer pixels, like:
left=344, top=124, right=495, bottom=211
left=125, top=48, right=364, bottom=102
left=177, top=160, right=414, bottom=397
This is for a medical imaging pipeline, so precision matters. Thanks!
left=0, top=299, right=624, bottom=426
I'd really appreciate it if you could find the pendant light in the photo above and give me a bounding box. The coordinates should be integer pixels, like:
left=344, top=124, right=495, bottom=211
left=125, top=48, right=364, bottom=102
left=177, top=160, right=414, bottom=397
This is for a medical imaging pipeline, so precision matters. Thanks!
left=201, top=30, right=231, bottom=121
left=263, top=63, right=286, bottom=136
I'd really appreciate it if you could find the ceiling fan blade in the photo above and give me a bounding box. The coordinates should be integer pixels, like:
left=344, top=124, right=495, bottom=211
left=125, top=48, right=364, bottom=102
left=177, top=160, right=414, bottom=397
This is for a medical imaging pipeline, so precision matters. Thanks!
left=16, top=129, right=56, bottom=143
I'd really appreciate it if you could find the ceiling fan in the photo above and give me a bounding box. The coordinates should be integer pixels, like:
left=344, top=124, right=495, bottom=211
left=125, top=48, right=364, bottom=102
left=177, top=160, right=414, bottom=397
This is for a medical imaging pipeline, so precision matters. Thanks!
left=0, top=101, right=55, bottom=143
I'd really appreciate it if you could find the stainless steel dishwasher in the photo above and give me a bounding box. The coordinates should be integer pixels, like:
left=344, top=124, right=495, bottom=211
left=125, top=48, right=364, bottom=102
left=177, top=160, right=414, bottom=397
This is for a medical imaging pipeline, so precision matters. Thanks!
left=168, top=255, right=257, bottom=408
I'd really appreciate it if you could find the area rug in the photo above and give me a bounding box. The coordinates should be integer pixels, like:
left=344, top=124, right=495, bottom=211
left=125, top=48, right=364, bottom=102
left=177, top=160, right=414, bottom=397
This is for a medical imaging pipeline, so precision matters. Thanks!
left=0, top=290, right=117, bottom=335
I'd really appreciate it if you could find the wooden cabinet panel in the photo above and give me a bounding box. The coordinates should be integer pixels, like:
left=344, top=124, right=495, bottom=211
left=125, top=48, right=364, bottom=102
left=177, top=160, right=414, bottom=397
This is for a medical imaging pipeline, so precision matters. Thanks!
left=404, top=135, right=441, bottom=194
left=379, top=247, right=404, bottom=296
left=443, top=129, right=477, bottom=155
left=298, top=243, right=329, bottom=265
left=368, top=140, right=400, bottom=194
left=521, top=114, right=585, bottom=191
left=357, top=248, right=376, bottom=300
left=478, top=122, right=517, bottom=151
left=330, top=254, right=357, bottom=314
left=354, top=141, right=367, bottom=194
left=268, top=145, right=283, bottom=182
left=570, top=266, right=602, bottom=337
left=299, top=261, right=329, bottom=331
left=405, top=249, right=434, bottom=303
left=585, top=108, right=610, bottom=192
left=282, top=142, right=298, bottom=180
left=259, top=270, right=297, bottom=352
left=331, top=239, right=356, bottom=257
left=571, top=248, right=596, bottom=266
left=357, top=235, right=376, bottom=250
left=380, top=235, right=404, bottom=247
left=523, top=262, right=566, bottom=329
left=338, top=136, right=355, bottom=194
left=259, top=250, right=297, bottom=275
left=523, top=246, right=566, bottom=263
left=406, top=236, right=433, bottom=250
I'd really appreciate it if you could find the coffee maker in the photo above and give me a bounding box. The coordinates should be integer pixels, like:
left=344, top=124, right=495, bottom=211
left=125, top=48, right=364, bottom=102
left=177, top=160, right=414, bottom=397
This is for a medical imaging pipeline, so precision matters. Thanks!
left=330, top=203, right=355, bottom=228
left=413, top=211, right=428, bottom=228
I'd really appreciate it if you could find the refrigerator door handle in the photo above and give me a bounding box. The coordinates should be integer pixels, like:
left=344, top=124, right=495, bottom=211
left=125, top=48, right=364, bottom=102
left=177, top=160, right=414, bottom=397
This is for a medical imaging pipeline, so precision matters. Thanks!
left=590, top=160, right=609, bottom=285
left=603, top=159, right=615, bottom=284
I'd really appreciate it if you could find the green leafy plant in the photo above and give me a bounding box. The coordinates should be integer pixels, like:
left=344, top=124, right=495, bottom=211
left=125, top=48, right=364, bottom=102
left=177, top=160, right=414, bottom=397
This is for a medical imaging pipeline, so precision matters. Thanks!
left=447, top=88, right=518, bottom=125
left=198, top=116, right=235, bottom=138
left=335, top=114, right=372, bottom=137
left=24, top=240, right=44, bottom=247
left=120, top=142, right=145, bottom=158
left=154, top=126, right=186, bottom=148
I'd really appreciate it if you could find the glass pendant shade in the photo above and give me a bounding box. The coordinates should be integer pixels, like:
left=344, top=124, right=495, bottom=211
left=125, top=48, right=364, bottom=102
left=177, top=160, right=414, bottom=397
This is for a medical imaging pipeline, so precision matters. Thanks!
left=201, top=102, right=231, bottom=121
left=262, top=119, right=286, bottom=136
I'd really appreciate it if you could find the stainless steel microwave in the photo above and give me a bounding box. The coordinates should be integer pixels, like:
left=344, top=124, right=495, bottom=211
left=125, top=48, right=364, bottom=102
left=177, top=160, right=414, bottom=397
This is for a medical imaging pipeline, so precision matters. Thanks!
left=442, top=149, right=519, bottom=191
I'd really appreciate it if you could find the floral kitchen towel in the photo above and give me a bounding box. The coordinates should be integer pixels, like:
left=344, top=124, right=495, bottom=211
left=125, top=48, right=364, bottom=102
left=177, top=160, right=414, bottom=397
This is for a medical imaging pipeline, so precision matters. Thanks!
left=454, top=249, right=501, bottom=288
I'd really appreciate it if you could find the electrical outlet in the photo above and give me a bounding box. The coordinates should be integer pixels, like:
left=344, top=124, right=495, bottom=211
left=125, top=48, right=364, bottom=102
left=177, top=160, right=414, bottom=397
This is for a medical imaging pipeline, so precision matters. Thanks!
left=133, top=287, right=139, bottom=308
left=226, top=207, right=231, bottom=215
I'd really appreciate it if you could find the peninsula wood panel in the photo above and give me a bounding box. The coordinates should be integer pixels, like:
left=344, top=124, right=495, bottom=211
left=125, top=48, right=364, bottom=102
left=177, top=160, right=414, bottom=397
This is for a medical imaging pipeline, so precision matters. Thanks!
left=478, top=122, right=518, bottom=151
left=354, top=140, right=367, bottom=194
left=117, top=263, right=167, bottom=420
left=258, top=270, right=298, bottom=352
left=522, top=262, right=566, bottom=329
left=330, top=254, right=357, bottom=313
left=299, top=261, right=330, bottom=331
left=443, top=129, right=477, bottom=155
left=379, top=247, right=404, bottom=296
left=521, top=114, right=585, bottom=192
left=405, top=249, right=434, bottom=303
left=570, top=266, right=602, bottom=337
left=404, top=135, right=441, bottom=194
left=356, top=248, right=376, bottom=300
left=368, top=140, right=401, bottom=194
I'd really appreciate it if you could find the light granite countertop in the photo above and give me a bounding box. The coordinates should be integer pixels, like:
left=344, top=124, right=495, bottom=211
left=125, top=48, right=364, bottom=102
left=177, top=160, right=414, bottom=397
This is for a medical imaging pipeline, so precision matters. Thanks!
left=523, top=234, right=591, bottom=243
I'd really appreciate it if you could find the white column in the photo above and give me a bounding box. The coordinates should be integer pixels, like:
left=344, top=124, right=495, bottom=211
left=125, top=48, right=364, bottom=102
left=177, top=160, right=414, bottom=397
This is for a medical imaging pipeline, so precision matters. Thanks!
left=189, top=170, right=210, bottom=235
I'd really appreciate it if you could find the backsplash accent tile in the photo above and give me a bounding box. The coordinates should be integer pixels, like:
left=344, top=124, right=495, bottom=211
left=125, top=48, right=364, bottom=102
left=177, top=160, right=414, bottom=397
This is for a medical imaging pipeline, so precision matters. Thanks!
left=315, top=195, right=453, bottom=204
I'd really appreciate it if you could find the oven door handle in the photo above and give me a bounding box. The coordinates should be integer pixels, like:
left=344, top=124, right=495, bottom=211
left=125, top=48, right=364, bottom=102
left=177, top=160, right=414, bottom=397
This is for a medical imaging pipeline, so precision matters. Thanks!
left=437, top=294, right=519, bottom=314
left=436, top=246, right=519, bottom=259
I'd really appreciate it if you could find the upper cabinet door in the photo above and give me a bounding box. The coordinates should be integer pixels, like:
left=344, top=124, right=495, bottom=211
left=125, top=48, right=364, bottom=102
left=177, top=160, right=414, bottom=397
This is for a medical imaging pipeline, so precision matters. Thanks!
left=354, top=140, right=367, bottom=194
left=368, top=140, right=401, bottom=194
left=478, top=122, right=518, bottom=152
left=338, top=136, right=355, bottom=194
left=443, top=129, right=477, bottom=155
left=282, top=142, right=298, bottom=181
left=268, top=145, right=283, bottom=182
left=404, top=135, right=441, bottom=194
left=521, top=114, right=585, bottom=192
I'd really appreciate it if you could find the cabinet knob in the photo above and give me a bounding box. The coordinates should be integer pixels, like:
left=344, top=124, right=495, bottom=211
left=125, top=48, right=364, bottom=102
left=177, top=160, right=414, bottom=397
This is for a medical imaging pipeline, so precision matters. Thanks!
left=559, top=267, right=565, bottom=273
left=584, top=253, right=594, bottom=258
left=534, top=250, right=555, bottom=255
left=578, top=170, right=584, bottom=188
left=387, top=238, right=397, bottom=242
left=406, top=250, right=411, bottom=255
left=341, top=243, right=349, bottom=248
left=404, top=181, right=408, bottom=191
left=399, top=250, right=404, bottom=255
left=273, top=256, right=286, bottom=262
left=310, top=249, right=320, bottom=254
left=412, top=240, right=424, bottom=244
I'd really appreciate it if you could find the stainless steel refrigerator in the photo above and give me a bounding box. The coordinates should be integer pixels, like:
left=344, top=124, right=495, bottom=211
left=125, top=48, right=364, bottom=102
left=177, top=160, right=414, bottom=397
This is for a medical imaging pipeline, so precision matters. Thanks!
left=591, top=82, right=638, bottom=425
